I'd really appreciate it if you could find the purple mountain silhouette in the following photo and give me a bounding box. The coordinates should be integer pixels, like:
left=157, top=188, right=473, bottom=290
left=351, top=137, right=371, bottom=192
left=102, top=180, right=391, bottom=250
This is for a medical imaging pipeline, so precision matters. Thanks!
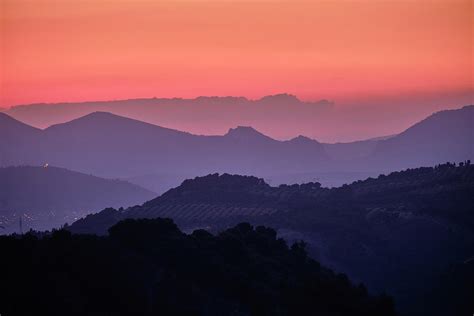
left=371, top=105, right=474, bottom=168
left=0, top=105, right=472, bottom=192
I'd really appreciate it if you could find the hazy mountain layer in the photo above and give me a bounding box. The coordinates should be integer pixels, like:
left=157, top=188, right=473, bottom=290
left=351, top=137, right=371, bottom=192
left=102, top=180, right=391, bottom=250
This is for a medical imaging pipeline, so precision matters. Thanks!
left=5, top=94, right=334, bottom=139
left=1, top=105, right=473, bottom=193
left=5, top=94, right=466, bottom=142
left=0, top=166, right=155, bottom=234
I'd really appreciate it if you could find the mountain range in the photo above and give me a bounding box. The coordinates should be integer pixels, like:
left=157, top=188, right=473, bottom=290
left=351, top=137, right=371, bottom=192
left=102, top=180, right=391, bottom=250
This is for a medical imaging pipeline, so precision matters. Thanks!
left=3, top=94, right=334, bottom=139
left=1, top=105, right=473, bottom=193
left=1, top=103, right=473, bottom=315
left=3, top=94, right=464, bottom=143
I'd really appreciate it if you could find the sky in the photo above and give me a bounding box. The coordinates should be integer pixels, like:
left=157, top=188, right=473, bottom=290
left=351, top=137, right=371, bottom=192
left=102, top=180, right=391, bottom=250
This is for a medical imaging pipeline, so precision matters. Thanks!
left=0, top=0, right=472, bottom=138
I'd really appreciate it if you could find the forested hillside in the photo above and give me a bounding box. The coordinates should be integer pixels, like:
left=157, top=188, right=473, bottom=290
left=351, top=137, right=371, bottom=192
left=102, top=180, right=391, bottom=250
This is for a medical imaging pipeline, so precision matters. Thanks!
left=0, top=219, right=394, bottom=316
left=71, top=162, right=474, bottom=234
left=69, top=163, right=474, bottom=315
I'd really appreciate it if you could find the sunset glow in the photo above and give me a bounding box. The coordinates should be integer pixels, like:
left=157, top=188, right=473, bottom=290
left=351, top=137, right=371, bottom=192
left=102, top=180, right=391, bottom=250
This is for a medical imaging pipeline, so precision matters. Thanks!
left=1, top=0, right=472, bottom=107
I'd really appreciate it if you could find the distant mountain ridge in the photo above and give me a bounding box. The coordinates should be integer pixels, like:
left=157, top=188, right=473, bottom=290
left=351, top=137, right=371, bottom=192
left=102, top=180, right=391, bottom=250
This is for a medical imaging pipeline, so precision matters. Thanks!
left=5, top=94, right=466, bottom=142
left=1, top=110, right=332, bottom=189
left=4, top=93, right=334, bottom=139
left=0, top=105, right=473, bottom=192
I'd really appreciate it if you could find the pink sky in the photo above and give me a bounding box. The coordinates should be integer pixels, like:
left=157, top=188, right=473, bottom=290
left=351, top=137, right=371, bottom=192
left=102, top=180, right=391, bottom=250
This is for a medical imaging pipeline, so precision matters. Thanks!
left=0, top=0, right=472, bottom=141
left=1, top=0, right=472, bottom=106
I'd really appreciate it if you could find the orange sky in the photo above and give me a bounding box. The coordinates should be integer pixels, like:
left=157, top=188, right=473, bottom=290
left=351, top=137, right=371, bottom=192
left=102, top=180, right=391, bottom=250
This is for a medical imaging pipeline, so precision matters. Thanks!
left=0, top=0, right=472, bottom=107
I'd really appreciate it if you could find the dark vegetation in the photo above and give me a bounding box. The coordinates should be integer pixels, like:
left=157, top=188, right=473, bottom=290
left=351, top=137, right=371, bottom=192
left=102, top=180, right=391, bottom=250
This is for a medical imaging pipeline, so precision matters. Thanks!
left=0, top=219, right=394, bottom=316
left=69, top=163, right=474, bottom=315
left=71, top=162, right=474, bottom=234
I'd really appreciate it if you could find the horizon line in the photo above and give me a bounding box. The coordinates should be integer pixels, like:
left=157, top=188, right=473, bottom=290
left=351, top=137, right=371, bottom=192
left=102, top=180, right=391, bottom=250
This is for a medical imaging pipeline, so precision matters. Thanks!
left=1, top=93, right=336, bottom=110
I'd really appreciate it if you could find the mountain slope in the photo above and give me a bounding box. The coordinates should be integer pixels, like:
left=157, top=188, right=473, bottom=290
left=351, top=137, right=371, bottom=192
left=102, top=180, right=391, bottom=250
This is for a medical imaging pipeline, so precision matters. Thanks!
left=0, top=166, right=155, bottom=233
left=0, top=113, right=42, bottom=166
left=0, top=112, right=40, bottom=140
left=41, top=112, right=198, bottom=177
left=70, top=163, right=474, bottom=235
left=69, top=163, right=474, bottom=316
left=371, top=105, right=474, bottom=168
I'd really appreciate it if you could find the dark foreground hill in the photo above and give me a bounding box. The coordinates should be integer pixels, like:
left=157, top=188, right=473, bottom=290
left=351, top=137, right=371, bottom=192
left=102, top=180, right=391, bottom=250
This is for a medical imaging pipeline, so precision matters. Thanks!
left=0, top=166, right=155, bottom=234
left=0, top=218, right=394, bottom=316
left=70, top=163, right=474, bottom=315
